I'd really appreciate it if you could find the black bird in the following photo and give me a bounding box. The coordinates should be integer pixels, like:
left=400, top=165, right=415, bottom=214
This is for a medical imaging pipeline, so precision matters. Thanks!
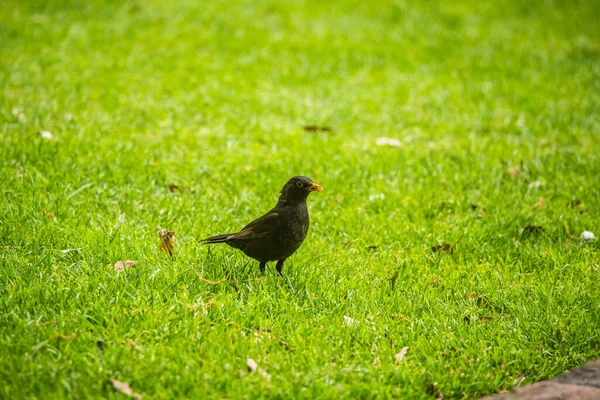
left=201, top=176, right=323, bottom=276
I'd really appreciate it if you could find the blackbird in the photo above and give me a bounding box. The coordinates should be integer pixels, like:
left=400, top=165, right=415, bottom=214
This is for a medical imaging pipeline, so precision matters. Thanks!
left=201, top=176, right=323, bottom=276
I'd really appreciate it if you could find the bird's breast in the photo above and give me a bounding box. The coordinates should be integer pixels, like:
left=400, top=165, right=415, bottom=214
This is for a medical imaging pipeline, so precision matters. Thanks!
left=278, top=204, right=309, bottom=243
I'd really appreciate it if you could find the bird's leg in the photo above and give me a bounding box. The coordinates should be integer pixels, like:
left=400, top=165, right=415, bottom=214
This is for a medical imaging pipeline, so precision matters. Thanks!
left=259, top=261, right=267, bottom=274
left=275, top=259, right=286, bottom=277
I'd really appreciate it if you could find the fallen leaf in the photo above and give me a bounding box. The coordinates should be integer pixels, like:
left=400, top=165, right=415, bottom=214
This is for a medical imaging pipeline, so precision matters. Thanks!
left=394, top=346, right=409, bottom=363
left=41, top=130, right=54, bottom=140
left=534, top=197, right=545, bottom=207
left=432, top=243, right=454, bottom=254
left=343, top=315, right=358, bottom=326
left=303, top=125, right=332, bottom=132
left=376, top=137, right=402, bottom=147
left=168, top=183, right=179, bottom=192
left=157, top=229, right=175, bottom=258
left=366, top=245, right=378, bottom=250
left=521, top=225, right=544, bottom=234
left=111, top=260, right=139, bottom=272
left=109, top=379, right=142, bottom=400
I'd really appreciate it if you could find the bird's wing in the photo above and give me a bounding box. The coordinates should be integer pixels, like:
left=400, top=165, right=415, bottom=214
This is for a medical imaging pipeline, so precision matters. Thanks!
left=229, top=210, right=280, bottom=240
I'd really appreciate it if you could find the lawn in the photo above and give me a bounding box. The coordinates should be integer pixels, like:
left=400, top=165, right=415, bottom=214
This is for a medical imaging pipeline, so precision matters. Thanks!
left=1, top=0, right=599, bottom=398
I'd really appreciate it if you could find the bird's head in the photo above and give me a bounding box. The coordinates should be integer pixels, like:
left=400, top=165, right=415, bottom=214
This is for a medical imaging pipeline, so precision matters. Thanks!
left=279, top=176, right=323, bottom=204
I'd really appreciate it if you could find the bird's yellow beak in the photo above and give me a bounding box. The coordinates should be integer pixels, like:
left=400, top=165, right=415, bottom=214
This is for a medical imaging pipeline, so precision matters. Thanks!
left=308, top=183, right=323, bottom=192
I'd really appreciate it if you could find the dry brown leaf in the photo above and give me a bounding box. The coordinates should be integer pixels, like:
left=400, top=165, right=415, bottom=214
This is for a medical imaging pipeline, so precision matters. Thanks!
left=110, top=379, right=142, bottom=400
left=158, top=229, right=175, bottom=258
left=535, top=197, right=545, bottom=207
left=394, top=346, right=409, bottom=363
left=521, top=225, right=544, bottom=234
left=390, top=271, right=399, bottom=282
left=432, top=243, right=454, bottom=254
left=111, top=260, right=138, bottom=272
left=303, top=125, right=331, bottom=132
left=168, top=183, right=179, bottom=192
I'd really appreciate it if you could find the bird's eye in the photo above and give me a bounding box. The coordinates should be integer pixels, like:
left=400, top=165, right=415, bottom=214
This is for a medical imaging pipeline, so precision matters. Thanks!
left=296, top=181, right=303, bottom=188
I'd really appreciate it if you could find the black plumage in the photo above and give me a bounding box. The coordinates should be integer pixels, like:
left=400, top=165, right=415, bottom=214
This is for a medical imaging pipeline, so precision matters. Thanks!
left=201, top=176, right=322, bottom=275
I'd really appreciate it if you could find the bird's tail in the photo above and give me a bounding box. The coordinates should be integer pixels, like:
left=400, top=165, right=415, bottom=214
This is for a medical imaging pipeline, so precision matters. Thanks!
left=200, top=233, right=233, bottom=245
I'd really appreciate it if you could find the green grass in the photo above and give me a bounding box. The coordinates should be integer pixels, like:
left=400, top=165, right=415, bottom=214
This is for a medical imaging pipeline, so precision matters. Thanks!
left=1, top=0, right=600, bottom=398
